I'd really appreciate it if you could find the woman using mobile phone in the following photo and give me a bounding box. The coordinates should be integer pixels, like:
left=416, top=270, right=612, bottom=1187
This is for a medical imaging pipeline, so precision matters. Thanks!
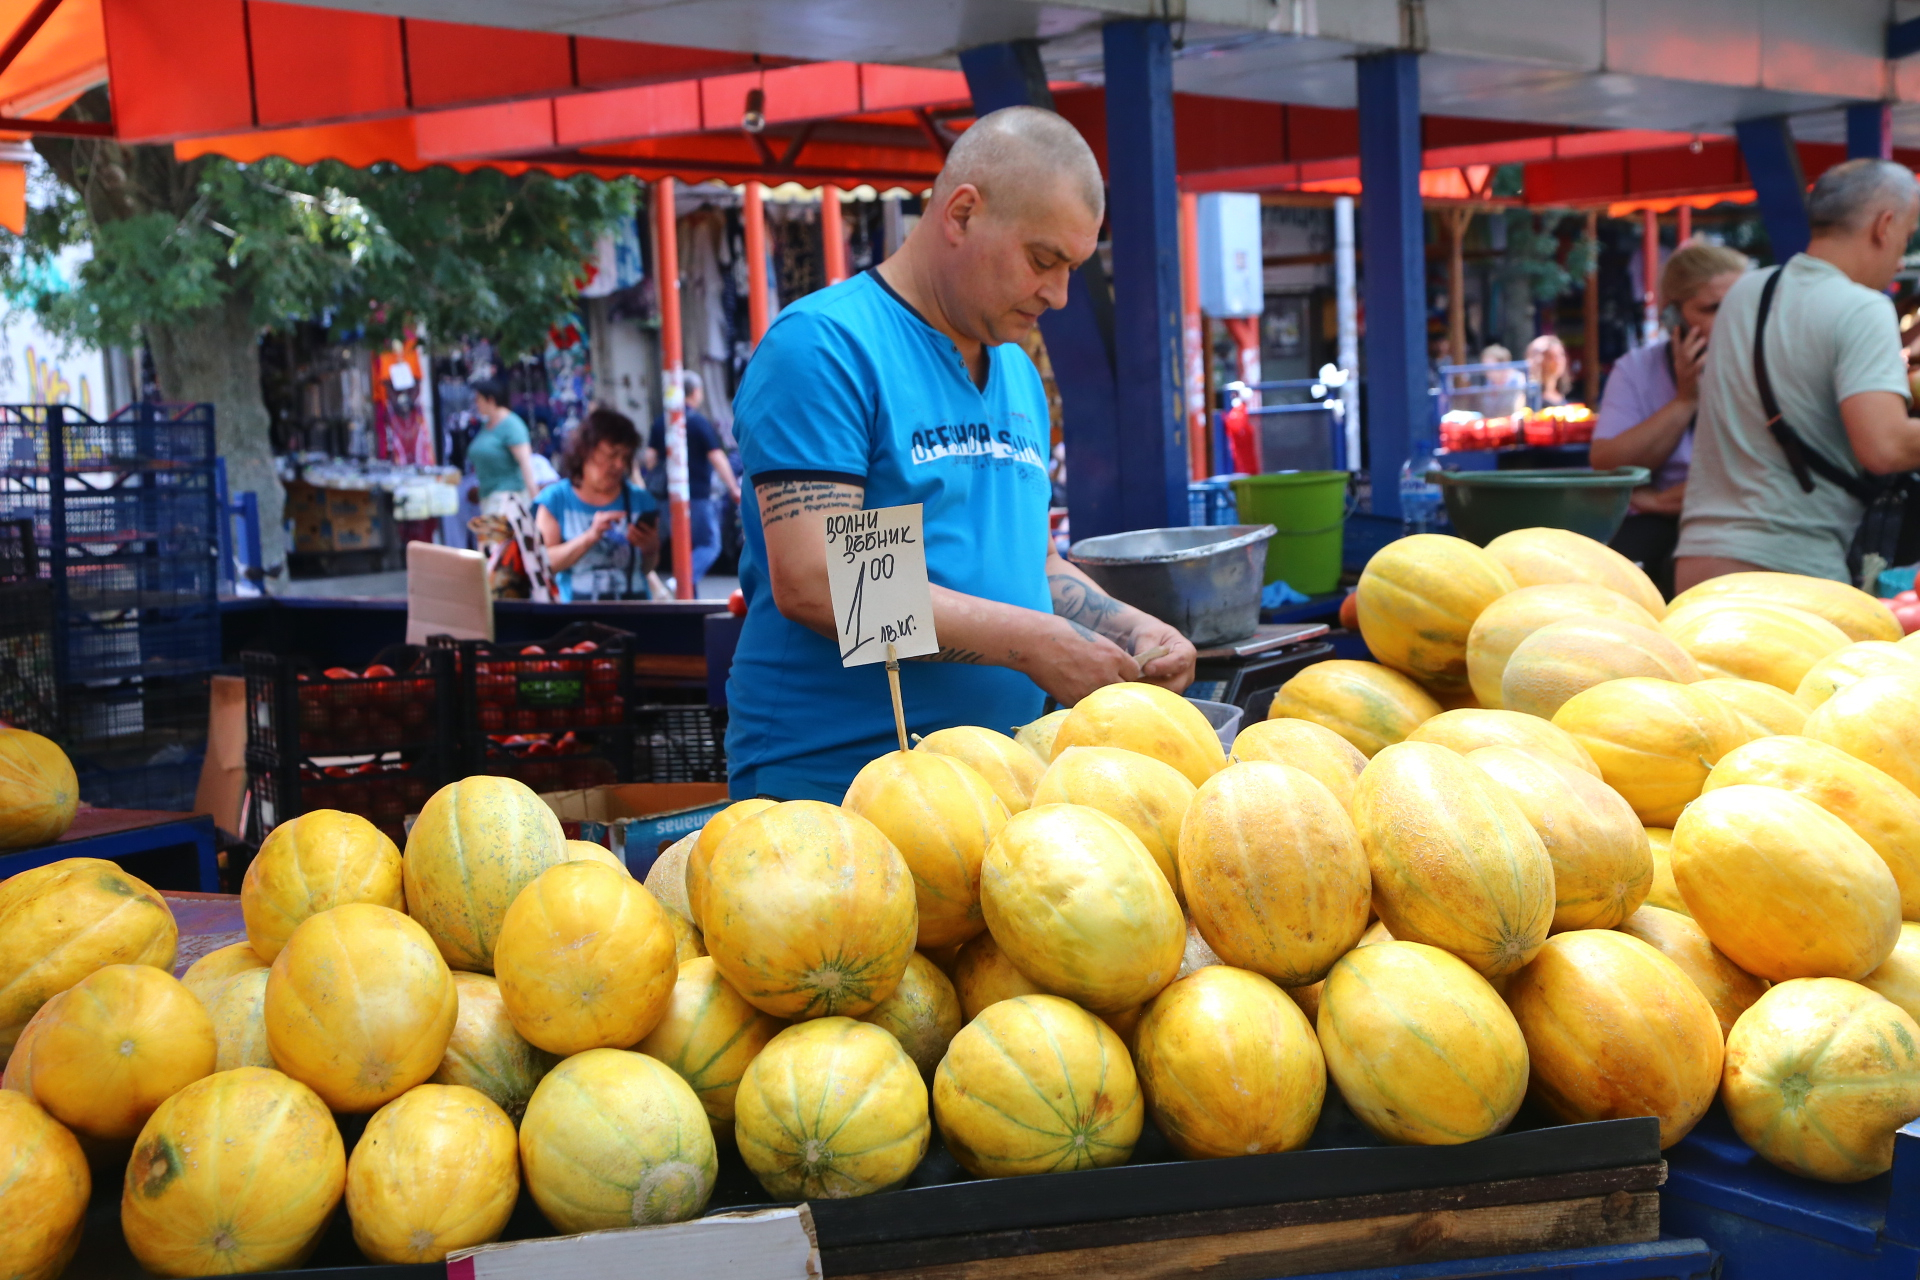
left=1589, top=242, right=1748, bottom=597
left=535, top=408, right=662, bottom=601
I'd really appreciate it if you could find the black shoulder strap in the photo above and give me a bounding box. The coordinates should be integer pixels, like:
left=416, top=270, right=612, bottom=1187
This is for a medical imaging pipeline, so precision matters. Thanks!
left=1755, top=266, right=1880, bottom=501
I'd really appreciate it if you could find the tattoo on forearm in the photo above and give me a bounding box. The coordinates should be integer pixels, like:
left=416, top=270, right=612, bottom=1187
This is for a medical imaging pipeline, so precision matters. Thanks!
left=1049, top=574, right=1130, bottom=639
left=758, top=480, right=863, bottom=528
left=1064, top=619, right=1102, bottom=644
left=910, top=647, right=988, bottom=665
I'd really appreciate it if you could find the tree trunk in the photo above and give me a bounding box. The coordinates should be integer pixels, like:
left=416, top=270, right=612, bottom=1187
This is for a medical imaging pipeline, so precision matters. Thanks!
left=146, top=290, right=287, bottom=577
left=1502, top=270, right=1535, bottom=358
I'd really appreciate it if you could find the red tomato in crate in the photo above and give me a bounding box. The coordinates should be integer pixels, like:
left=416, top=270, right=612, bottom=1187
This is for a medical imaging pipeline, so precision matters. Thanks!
left=555, top=732, right=581, bottom=755
left=479, top=704, right=505, bottom=731
left=526, top=740, right=558, bottom=757
left=362, top=664, right=396, bottom=678
left=1893, top=600, right=1920, bottom=635
left=727, top=588, right=746, bottom=618
left=520, top=645, right=546, bottom=656
left=571, top=640, right=600, bottom=654
left=324, top=667, right=359, bottom=680
left=512, top=708, right=541, bottom=733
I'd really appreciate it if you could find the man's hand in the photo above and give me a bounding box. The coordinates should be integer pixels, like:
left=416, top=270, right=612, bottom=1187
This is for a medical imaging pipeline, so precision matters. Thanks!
left=1119, top=616, right=1199, bottom=691
left=1022, top=616, right=1143, bottom=706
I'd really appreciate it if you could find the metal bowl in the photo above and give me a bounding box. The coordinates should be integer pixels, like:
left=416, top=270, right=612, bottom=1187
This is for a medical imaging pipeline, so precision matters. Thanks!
left=1067, top=524, right=1277, bottom=648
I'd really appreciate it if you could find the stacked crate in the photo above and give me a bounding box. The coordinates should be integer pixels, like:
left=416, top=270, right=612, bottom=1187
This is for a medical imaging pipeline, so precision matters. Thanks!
left=0, top=404, right=220, bottom=809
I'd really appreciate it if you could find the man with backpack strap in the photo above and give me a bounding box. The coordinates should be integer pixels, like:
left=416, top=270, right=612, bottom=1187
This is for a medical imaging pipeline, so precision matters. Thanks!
left=1676, top=159, right=1920, bottom=591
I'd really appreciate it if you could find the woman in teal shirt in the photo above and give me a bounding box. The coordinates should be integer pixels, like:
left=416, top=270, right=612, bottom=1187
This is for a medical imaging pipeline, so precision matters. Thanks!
left=535, top=409, right=661, bottom=601
left=467, top=378, right=540, bottom=513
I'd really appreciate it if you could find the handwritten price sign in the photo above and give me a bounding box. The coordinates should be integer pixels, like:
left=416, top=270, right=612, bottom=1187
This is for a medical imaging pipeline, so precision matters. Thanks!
left=825, top=503, right=938, bottom=667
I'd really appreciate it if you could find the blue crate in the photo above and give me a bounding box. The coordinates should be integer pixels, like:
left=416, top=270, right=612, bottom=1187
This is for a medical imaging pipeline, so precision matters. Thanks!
left=75, top=754, right=205, bottom=813
left=1187, top=479, right=1240, bottom=527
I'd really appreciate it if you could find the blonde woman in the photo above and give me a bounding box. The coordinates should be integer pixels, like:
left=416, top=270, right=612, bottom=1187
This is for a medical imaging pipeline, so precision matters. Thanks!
left=1590, top=242, right=1749, bottom=595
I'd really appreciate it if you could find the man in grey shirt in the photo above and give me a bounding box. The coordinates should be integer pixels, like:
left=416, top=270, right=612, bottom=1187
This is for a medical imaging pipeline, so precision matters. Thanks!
left=1676, top=159, right=1920, bottom=589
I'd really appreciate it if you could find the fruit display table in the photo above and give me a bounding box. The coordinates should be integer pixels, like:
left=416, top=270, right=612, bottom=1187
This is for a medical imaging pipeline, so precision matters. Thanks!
left=1662, top=1106, right=1920, bottom=1279
left=0, top=808, right=218, bottom=891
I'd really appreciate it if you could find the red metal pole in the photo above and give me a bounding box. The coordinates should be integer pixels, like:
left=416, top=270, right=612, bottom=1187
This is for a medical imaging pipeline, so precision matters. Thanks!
left=1676, top=204, right=1692, bottom=245
left=821, top=185, right=848, bottom=286
left=1179, top=191, right=1207, bottom=483
left=654, top=177, right=694, bottom=599
left=745, top=181, right=771, bottom=347
left=1642, top=207, right=1660, bottom=340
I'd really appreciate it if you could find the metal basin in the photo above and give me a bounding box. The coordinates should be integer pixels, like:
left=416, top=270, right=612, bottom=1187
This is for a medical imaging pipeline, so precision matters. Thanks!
left=1068, top=524, right=1277, bottom=648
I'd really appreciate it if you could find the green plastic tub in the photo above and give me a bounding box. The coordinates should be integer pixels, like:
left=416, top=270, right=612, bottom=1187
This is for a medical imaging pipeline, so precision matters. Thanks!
left=1431, top=467, right=1650, bottom=546
left=1229, top=471, right=1348, bottom=595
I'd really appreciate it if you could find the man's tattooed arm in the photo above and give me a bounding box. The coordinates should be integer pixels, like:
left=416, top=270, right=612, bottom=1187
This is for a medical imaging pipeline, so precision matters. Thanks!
left=910, top=647, right=987, bottom=664
left=1048, top=573, right=1132, bottom=641
left=757, top=478, right=864, bottom=528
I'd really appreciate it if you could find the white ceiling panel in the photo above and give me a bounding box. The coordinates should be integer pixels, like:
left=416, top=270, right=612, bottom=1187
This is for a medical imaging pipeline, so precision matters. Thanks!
left=1605, top=0, right=1761, bottom=89
left=1759, top=0, right=1889, bottom=99
left=1422, top=0, right=1604, bottom=70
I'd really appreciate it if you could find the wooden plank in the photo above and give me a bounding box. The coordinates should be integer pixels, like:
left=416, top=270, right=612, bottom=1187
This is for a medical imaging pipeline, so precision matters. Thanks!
left=833, top=1189, right=1658, bottom=1280
left=823, top=1163, right=1665, bottom=1276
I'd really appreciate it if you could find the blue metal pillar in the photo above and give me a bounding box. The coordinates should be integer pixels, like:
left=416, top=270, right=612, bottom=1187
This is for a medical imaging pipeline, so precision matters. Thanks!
left=1735, top=117, right=1811, bottom=261
left=1356, top=51, right=1425, bottom=521
left=960, top=41, right=1127, bottom=540
left=1847, top=102, right=1893, bottom=160
left=1103, top=19, right=1189, bottom=531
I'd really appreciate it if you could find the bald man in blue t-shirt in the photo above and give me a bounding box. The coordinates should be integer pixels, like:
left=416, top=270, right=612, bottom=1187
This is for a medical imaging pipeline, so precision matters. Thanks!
left=725, top=105, right=1197, bottom=802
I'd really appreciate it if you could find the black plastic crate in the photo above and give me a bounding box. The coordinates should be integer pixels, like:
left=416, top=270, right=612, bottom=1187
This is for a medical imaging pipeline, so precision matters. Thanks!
left=0, top=579, right=55, bottom=734
left=60, top=672, right=209, bottom=760
left=0, top=401, right=215, bottom=474
left=0, top=515, right=34, bottom=582
left=634, top=703, right=728, bottom=784
left=244, top=645, right=453, bottom=760
left=76, top=755, right=204, bottom=812
left=432, top=622, right=635, bottom=780
left=248, top=755, right=438, bottom=848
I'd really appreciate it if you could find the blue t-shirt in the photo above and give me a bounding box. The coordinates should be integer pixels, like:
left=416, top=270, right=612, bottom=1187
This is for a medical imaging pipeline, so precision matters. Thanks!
left=534, top=479, right=658, bottom=601
left=726, top=270, right=1053, bottom=801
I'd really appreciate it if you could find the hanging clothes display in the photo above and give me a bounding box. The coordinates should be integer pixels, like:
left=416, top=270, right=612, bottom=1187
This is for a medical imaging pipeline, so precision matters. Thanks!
left=678, top=207, right=739, bottom=433
left=374, top=337, right=434, bottom=468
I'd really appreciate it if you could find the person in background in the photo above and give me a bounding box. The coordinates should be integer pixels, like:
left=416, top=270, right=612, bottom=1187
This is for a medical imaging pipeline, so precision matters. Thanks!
left=645, top=370, right=741, bottom=593
left=536, top=408, right=661, bottom=601
left=1527, top=334, right=1571, bottom=407
left=1677, top=159, right=1920, bottom=589
left=1590, top=242, right=1749, bottom=597
left=466, top=379, right=540, bottom=515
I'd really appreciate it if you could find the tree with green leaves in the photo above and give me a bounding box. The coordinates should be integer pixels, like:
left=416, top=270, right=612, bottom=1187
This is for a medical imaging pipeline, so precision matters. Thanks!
left=8, top=89, right=636, bottom=575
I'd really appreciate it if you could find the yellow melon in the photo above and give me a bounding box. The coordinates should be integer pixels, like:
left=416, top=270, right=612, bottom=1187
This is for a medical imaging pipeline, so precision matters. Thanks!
left=1864, top=922, right=1920, bottom=1025
left=27, top=963, right=215, bottom=1140
left=1032, top=746, right=1194, bottom=901
left=1049, top=682, right=1226, bottom=786
left=1501, top=617, right=1701, bottom=719
left=179, top=942, right=268, bottom=1008
left=1317, top=941, right=1529, bottom=1145
left=1660, top=601, right=1850, bottom=692
left=1705, top=735, right=1920, bottom=919
left=1014, top=709, right=1070, bottom=761
left=1797, top=641, right=1920, bottom=709
left=843, top=749, right=1008, bottom=947
left=0, top=1090, right=88, bottom=1280
left=1669, top=572, right=1901, bottom=643
left=519, top=1048, right=716, bottom=1230
left=1691, top=677, right=1812, bottom=739
left=1484, top=527, right=1666, bottom=618
left=1618, top=905, right=1768, bottom=1039
left=122, top=1068, right=345, bottom=1277
left=934, top=994, right=1142, bottom=1177
left=857, top=951, right=963, bottom=1080
left=1722, top=978, right=1920, bottom=1182
left=0, top=857, right=177, bottom=1059
left=1644, top=829, right=1688, bottom=916
left=1229, top=717, right=1369, bottom=810
left=564, top=839, right=627, bottom=873
left=636, top=957, right=784, bottom=1134
left=1672, top=785, right=1900, bottom=982
left=402, top=775, right=569, bottom=972
left=915, top=725, right=1044, bottom=814
left=980, top=803, right=1185, bottom=1013
left=643, top=831, right=697, bottom=920
left=1406, top=707, right=1602, bottom=777
left=1506, top=929, right=1724, bottom=1148
left=207, top=968, right=274, bottom=1072
left=1467, top=746, right=1651, bottom=932
left=1351, top=742, right=1554, bottom=977
left=1803, top=672, right=1920, bottom=798
left=1465, top=583, right=1661, bottom=709
left=950, top=930, right=1044, bottom=1021
left=1357, top=534, right=1518, bottom=693
left=0, top=989, right=62, bottom=1096
left=1134, top=965, right=1324, bottom=1159
left=0, top=729, right=76, bottom=850
left=243, top=809, right=405, bottom=962
left=494, top=860, right=678, bottom=1055
left=346, top=1083, right=518, bottom=1262
left=429, top=971, right=555, bottom=1122
left=683, top=798, right=776, bottom=929
left=1267, top=660, right=1443, bottom=757
left=736, top=1018, right=929, bottom=1199
left=703, top=801, right=917, bottom=1020
left=1178, top=761, right=1370, bottom=986
left=1551, top=678, right=1749, bottom=827
left=264, top=903, right=458, bottom=1113
left=663, top=905, right=704, bottom=967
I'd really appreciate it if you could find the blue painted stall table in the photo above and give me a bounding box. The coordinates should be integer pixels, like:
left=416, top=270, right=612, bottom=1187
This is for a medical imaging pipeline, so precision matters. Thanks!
left=0, top=807, right=218, bottom=892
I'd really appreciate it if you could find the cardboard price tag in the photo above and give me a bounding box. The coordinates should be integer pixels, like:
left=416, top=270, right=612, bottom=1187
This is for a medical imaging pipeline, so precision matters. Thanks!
left=825, top=503, right=939, bottom=667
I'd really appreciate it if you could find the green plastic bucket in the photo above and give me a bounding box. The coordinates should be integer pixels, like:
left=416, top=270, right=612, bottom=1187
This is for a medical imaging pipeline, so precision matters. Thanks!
left=1229, top=471, right=1348, bottom=595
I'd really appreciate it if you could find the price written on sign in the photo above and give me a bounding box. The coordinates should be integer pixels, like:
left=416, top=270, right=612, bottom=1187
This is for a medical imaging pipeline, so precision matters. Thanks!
left=824, top=503, right=939, bottom=667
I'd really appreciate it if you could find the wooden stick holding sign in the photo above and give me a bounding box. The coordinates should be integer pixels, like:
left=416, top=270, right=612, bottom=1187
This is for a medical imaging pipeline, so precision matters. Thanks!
left=825, top=503, right=938, bottom=754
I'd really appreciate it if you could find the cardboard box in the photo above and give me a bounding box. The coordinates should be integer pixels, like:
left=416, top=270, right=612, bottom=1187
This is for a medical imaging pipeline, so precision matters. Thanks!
left=539, top=782, right=729, bottom=876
